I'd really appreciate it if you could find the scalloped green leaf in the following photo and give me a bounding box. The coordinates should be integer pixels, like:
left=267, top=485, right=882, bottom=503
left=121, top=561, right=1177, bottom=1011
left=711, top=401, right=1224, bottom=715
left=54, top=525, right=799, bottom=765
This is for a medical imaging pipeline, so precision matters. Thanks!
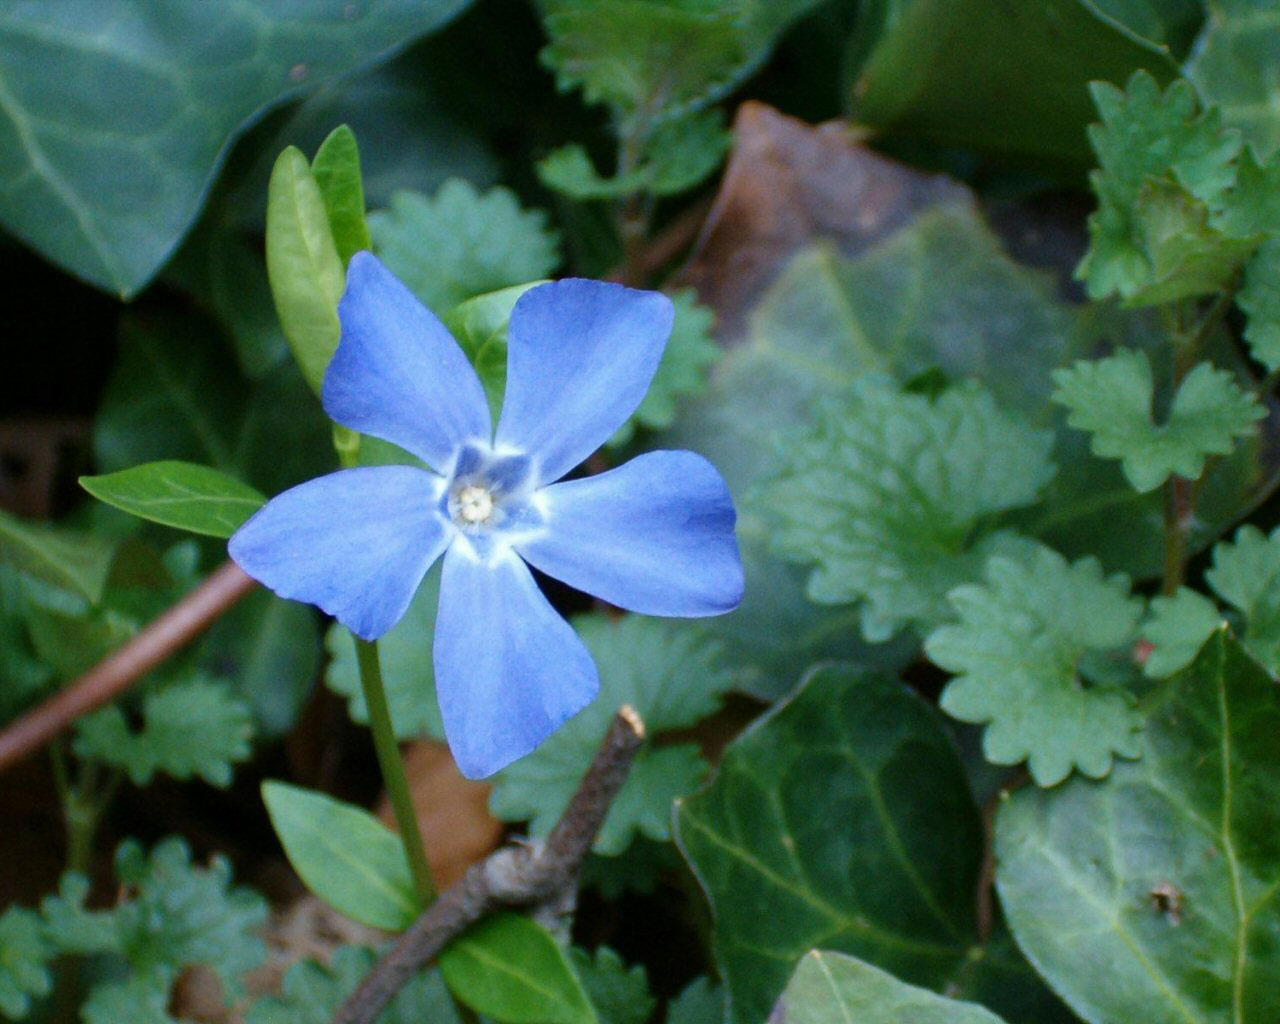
left=0, top=907, right=51, bottom=1020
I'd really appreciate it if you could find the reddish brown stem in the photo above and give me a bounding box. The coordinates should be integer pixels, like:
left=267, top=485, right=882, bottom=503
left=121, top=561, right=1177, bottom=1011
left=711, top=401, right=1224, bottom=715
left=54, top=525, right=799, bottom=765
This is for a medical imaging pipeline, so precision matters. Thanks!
left=0, top=560, right=257, bottom=773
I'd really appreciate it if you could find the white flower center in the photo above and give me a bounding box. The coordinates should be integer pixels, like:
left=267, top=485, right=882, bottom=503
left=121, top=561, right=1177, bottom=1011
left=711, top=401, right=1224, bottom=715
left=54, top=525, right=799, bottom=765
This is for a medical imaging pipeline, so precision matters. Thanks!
left=456, top=484, right=495, bottom=524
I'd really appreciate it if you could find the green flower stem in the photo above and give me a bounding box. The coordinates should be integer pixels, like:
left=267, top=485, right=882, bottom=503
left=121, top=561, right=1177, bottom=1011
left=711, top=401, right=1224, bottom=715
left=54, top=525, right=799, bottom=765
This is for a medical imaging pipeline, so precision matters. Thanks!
left=353, top=635, right=437, bottom=906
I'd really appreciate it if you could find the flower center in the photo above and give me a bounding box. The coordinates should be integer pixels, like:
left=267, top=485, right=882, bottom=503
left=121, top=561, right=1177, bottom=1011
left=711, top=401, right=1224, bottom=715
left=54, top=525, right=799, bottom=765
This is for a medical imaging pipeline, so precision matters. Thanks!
left=456, top=484, right=495, bottom=524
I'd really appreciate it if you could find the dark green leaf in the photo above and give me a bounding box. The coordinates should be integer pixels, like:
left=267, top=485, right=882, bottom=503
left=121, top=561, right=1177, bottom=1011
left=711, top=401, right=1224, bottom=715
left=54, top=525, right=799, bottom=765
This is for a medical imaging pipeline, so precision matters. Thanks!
left=312, top=125, right=373, bottom=268
left=440, top=914, right=596, bottom=1024
left=667, top=978, right=724, bottom=1024
left=675, top=666, right=984, bottom=1024
left=490, top=614, right=733, bottom=854
left=261, top=781, right=419, bottom=931
left=81, top=973, right=176, bottom=1024
left=0, top=907, right=51, bottom=1020
left=0, top=0, right=471, bottom=296
left=369, top=180, right=560, bottom=313
left=996, top=628, right=1280, bottom=1023
left=265, top=146, right=345, bottom=397
left=847, top=0, right=1176, bottom=176
left=926, top=543, right=1144, bottom=786
left=79, top=461, right=265, bottom=539
left=0, top=509, right=114, bottom=605
left=1239, top=239, right=1280, bottom=370
left=571, top=947, right=654, bottom=1024
left=1205, top=523, right=1280, bottom=673
left=769, top=950, right=1009, bottom=1024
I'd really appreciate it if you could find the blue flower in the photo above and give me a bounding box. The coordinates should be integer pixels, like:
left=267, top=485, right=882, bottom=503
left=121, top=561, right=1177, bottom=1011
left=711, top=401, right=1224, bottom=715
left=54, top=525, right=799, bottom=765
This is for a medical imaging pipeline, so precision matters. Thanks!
left=229, top=253, right=744, bottom=778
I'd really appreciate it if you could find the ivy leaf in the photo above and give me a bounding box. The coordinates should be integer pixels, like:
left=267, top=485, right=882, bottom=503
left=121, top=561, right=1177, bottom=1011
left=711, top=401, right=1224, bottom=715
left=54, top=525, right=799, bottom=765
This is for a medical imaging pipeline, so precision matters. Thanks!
left=754, top=376, right=1056, bottom=641
left=610, top=290, right=719, bottom=445
left=996, top=628, right=1280, bottom=1023
left=73, top=676, right=254, bottom=787
left=489, top=614, right=733, bottom=855
left=325, top=565, right=444, bottom=741
left=0, top=907, right=51, bottom=1020
left=1051, top=348, right=1265, bottom=493
left=925, top=543, right=1145, bottom=786
left=571, top=947, right=654, bottom=1024
left=770, top=951, right=1009, bottom=1024
left=1205, top=523, right=1280, bottom=673
left=1238, top=238, right=1280, bottom=371
left=369, top=180, right=560, bottom=313
left=247, top=946, right=462, bottom=1024
left=1141, top=587, right=1221, bottom=678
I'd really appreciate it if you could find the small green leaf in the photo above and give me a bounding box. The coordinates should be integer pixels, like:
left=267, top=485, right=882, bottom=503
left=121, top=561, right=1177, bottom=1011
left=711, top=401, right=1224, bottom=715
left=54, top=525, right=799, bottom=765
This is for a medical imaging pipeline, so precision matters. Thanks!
left=0, top=907, right=51, bottom=1020
left=1187, top=0, right=1280, bottom=158
left=325, top=567, right=444, bottom=741
left=0, top=509, right=114, bottom=605
left=996, top=628, right=1280, bottom=1024
left=440, top=914, right=596, bottom=1024
left=442, top=282, right=545, bottom=418
left=667, top=977, right=724, bottom=1024
left=79, top=461, right=265, bottom=539
left=754, top=376, right=1056, bottom=641
left=369, top=180, right=559, bottom=313
left=490, top=614, right=733, bottom=854
left=675, top=666, right=984, bottom=1024
left=1051, top=348, right=1265, bottom=493
left=571, top=947, right=654, bottom=1024
left=1238, top=238, right=1280, bottom=371
left=247, top=945, right=462, bottom=1024
left=926, top=543, right=1144, bottom=786
left=1141, top=586, right=1221, bottom=678
left=261, top=780, right=419, bottom=931
left=311, top=125, right=373, bottom=268
left=74, top=676, right=254, bottom=787
left=537, top=144, right=650, bottom=201
left=81, top=973, right=177, bottom=1024
left=265, top=146, right=346, bottom=396
left=1205, top=523, right=1280, bottom=673
left=771, top=950, right=1010, bottom=1024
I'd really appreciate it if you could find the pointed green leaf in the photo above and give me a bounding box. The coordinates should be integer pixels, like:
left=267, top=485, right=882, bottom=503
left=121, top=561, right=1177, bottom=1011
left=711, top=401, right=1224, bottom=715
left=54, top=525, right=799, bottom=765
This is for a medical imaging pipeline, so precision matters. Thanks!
left=1052, top=348, right=1265, bottom=493
left=79, top=461, right=265, bottom=539
left=265, top=146, right=345, bottom=396
left=261, top=781, right=419, bottom=931
left=440, top=914, right=596, bottom=1024
left=675, top=666, right=984, bottom=1024
left=996, top=628, right=1280, bottom=1024
left=927, top=543, right=1144, bottom=786
left=770, top=951, right=1009, bottom=1024
left=312, top=125, right=372, bottom=268
left=0, top=509, right=114, bottom=605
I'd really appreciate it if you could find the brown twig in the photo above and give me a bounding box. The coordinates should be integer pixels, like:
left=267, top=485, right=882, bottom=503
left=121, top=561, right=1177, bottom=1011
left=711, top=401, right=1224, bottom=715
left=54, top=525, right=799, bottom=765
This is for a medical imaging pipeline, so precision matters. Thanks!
left=975, top=767, right=1029, bottom=943
left=333, top=707, right=647, bottom=1024
left=0, top=560, right=257, bottom=773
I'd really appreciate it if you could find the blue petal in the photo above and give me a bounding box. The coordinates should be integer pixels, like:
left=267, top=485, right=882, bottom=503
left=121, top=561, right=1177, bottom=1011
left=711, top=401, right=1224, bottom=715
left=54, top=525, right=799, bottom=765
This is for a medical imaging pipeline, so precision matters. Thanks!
left=229, top=466, right=451, bottom=641
left=434, top=546, right=599, bottom=778
left=495, top=279, right=674, bottom=483
left=517, top=450, right=744, bottom=616
left=324, top=253, right=492, bottom=471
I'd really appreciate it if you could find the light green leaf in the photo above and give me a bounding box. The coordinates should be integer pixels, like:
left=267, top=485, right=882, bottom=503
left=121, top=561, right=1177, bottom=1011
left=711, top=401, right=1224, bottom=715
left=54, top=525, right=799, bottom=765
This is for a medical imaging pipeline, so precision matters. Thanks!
left=369, top=180, right=559, bottom=313
left=0, top=0, right=470, bottom=296
left=611, top=290, right=719, bottom=445
left=537, top=144, right=651, bottom=201
left=440, top=914, right=596, bottom=1024
left=996, top=628, right=1280, bottom=1024
left=847, top=0, right=1176, bottom=176
left=442, top=282, right=545, bottom=418
left=927, top=543, right=1144, bottom=785
left=1238, top=238, right=1280, bottom=370
left=79, top=461, right=265, bottom=539
left=246, top=945, right=462, bottom=1024
left=675, top=666, right=984, bottom=1024
left=261, top=780, right=419, bottom=931
left=325, top=566, right=444, bottom=741
left=1186, top=0, right=1280, bottom=159
left=755, top=376, right=1055, bottom=640
left=74, top=676, right=254, bottom=787
left=311, top=125, right=373, bottom=268
left=0, top=508, right=114, bottom=605
left=1141, top=586, right=1221, bottom=677
left=265, top=146, right=345, bottom=397
left=490, top=614, right=733, bottom=854
left=199, top=590, right=319, bottom=739
left=0, top=907, right=51, bottom=1020
left=571, top=947, right=654, bottom=1024
left=39, top=875, right=119, bottom=956
left=1205, top=523, right=1280, bottom=673
left=667, top=977, right=724, bottom=1024
left=770, top=950, right=1009, bottom=1024
left=82, top=973, right=177, bottom=1024
left=1052, top=348, right=1265, bottom=492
